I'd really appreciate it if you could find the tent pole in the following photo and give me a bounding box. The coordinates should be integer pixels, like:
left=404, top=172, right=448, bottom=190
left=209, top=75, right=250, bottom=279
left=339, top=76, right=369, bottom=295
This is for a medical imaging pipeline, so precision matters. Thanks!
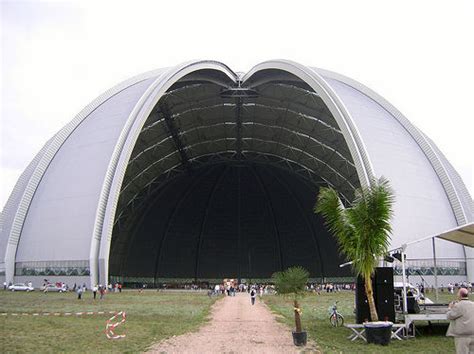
left=401, top=245, right=408, bottom=314
left=432, top=237, right=439, bottom=302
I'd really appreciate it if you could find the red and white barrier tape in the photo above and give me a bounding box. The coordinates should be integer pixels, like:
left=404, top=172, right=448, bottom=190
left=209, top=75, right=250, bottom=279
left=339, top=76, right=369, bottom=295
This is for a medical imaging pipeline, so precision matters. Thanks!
left=0, top=311, right=117, bottom=317
left=105, top=311, right=126, bottom=339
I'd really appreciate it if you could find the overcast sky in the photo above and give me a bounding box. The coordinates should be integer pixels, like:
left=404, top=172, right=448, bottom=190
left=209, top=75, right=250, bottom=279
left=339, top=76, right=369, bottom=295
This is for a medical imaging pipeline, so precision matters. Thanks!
left=1, top=0, right=473, bottom=209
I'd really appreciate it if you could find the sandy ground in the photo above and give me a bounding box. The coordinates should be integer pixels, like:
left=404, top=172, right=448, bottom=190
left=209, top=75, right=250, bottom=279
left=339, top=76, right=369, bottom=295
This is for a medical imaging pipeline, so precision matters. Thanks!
left=148, top=292, right=319, bottom=354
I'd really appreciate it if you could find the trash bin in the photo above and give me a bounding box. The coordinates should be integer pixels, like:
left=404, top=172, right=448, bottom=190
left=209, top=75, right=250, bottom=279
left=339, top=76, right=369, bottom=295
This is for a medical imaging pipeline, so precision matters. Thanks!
left=364, top=321, right=393, bottom=345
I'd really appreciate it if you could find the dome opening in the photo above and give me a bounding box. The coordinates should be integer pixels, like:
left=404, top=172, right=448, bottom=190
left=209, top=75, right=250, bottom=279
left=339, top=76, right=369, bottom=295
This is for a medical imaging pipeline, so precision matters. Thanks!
left=109, top=68, right=361, bottom=283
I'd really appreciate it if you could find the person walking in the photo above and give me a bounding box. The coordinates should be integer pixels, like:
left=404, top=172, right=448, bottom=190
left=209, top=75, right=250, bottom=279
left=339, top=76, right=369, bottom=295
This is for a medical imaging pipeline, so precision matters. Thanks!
left=92, top=284, right=98, bottom=299
left=250, top=287, right=256, bottom=305
left=99, top=285, right=105, bottom=299
left=76, top=286, right=83, bottom=300
left=446, top=288, right=474, bottom=354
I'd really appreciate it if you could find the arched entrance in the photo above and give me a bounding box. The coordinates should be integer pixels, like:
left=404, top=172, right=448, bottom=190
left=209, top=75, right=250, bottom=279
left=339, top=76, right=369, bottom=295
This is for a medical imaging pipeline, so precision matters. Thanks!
left=107, top=66, right=364, bottom=283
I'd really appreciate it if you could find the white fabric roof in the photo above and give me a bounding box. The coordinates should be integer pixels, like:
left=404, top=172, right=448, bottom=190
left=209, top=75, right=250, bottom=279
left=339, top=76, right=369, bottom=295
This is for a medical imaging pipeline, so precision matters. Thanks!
left=437, top=222, right=474, bottom=247
left=399, top=222, right=474, bottom=249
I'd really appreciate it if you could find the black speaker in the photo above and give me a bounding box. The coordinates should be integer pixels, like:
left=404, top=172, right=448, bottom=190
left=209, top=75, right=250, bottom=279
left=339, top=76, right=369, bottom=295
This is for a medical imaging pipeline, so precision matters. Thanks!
left=375, top=267, right=395, bottom=322
left=355, top=268, right=395, bottom=323
left=356, top=275, right=371, bottom=323
left=375, top=288, right=395, bottom=321
left=375, top=267, right=393, bottom=285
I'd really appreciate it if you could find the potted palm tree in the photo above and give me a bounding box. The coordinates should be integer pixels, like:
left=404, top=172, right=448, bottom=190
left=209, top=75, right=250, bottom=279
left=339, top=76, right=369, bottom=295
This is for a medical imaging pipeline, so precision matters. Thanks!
left=272, top=266, right=309, bottom=346
left=315, top=177, right=394, bottom=345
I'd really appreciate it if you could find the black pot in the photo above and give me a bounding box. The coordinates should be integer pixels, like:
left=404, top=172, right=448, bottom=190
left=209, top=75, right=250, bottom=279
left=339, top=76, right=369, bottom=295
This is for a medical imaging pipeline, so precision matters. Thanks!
left=292, top=331, right=307, bottom=346
left=364, top=322, right=392, bottom=345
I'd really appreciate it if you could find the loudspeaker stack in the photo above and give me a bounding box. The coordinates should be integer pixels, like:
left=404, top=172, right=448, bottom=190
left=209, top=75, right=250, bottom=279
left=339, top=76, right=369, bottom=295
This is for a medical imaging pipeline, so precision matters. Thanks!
left=355, top=267, right=395, bottom=323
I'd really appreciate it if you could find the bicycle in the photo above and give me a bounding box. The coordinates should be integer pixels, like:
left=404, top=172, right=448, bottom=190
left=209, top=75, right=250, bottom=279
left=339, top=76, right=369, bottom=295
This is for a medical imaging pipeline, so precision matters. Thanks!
left=329, top=301, right=344, bottom=327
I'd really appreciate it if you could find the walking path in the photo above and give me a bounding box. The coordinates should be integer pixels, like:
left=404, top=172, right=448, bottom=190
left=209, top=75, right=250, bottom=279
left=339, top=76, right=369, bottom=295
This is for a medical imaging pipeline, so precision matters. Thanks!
left=148, top=292, right=319, bottom=353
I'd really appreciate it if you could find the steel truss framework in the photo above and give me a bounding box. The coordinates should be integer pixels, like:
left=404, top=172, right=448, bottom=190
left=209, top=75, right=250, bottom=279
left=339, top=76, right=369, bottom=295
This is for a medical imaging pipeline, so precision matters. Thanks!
left=113, top=79, right=360, bottom=239
left=114, top=151, right=351, bottom=228
left=108, top=74, right=364, bottom=280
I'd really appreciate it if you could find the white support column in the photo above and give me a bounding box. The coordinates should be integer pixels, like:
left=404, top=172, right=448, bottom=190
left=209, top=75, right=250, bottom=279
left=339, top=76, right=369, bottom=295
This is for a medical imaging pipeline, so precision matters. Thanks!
left=465, top=246, right=474, bottom=284
left=401, top=245, right=408, bottom=314
left=4, top=245, right=16, bottom=285
left=432, top=237, right=439, bottom=303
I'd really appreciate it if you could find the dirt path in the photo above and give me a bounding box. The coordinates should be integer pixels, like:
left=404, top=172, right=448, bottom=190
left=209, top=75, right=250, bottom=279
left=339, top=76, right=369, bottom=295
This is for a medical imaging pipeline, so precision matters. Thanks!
left=148, top=292, right=318, bottom=353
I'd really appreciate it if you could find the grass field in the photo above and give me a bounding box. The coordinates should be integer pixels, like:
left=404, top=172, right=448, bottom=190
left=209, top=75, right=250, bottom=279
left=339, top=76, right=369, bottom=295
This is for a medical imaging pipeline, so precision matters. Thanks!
left=0, top=289, right=460, bottom=353
left=0, top=289, right=219, bottom=352
left=263, top=291, right=457, bottom=353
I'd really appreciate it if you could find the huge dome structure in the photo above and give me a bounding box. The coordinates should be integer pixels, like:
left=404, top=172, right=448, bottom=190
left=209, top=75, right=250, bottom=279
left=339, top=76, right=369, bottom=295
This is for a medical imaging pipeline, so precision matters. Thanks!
left=1, top=60, right=473, bottom=287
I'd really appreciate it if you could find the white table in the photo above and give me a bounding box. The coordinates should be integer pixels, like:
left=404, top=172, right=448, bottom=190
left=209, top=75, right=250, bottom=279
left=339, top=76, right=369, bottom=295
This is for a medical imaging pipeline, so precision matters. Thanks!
left=345, top=323, right=405, bottom=341
left=345, top=324, right=366, bottom=341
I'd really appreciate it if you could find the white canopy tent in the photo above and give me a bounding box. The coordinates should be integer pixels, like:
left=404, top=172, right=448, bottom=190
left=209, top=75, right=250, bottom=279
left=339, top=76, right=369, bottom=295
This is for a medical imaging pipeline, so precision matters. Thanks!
left=392, top=222, right=474, bottom=313
left=436, top=223, right=474, bottom=247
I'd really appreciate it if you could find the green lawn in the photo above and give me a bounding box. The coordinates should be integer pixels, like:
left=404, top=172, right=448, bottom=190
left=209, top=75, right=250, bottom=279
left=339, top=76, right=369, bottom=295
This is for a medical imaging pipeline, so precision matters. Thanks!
left=0, top=288, right=459, bottom=353
left=263, top=291, right=457, bottom=353
left=0, top=289, right=219, bottom=352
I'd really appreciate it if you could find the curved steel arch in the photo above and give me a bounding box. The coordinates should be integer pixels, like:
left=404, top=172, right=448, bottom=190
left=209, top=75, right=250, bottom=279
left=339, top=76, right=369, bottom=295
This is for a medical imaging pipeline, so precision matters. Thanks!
left=119, top=136, right=356, bottom=203
left=132, top=99, right=345, bottom=161
left=95, top=61, right=238, bottom=284
left=242, top=59, right=374, bottom=185
left=122, top=121, right=355, bottom=195
left=93, top=60, right=375, bottom=284
left=114, top=150, right=352, bottom=231
left=155, top=99, right=339, bottom=135
left=120, top=98, right=358, bottom=202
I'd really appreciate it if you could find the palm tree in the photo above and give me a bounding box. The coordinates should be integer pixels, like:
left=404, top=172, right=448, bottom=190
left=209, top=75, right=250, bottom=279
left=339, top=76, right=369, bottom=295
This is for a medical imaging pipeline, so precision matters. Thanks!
left=315, top=177, right=394, bottom=322
left=272, top=266, right=309, bottom=333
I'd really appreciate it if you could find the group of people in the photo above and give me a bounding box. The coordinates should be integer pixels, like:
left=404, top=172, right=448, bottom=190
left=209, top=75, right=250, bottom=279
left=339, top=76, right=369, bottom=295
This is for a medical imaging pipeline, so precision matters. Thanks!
left=75, top=282, right=123, bottom=299
left=211, top=283, right=234, bottom=296
left=442, top=282, right=473, bottom=294
left=209, top=282, right=259, bottom=305
left=206, top=281, right=359, bottom=298
left=209, top=282, right=274, bottom=297
left=316, top=283, right=355, bottom=293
